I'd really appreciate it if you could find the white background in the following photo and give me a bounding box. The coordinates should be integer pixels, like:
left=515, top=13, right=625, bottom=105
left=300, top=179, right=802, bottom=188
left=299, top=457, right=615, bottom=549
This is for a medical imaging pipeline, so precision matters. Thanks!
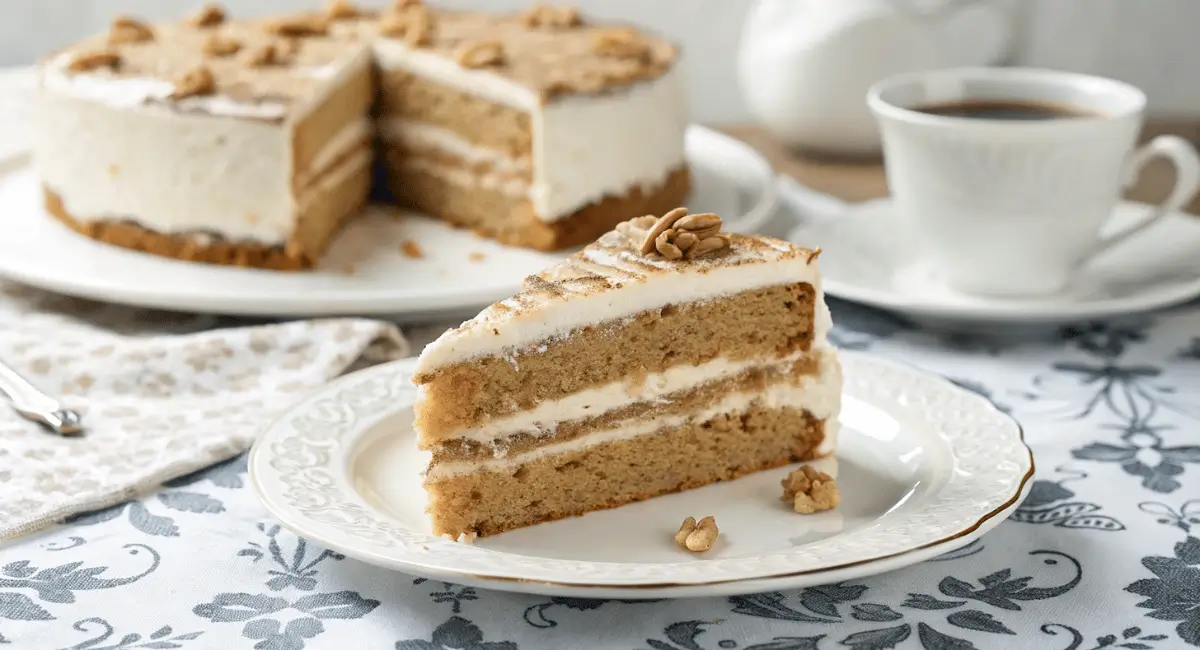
left=3, top=0, right=1200, bottom=123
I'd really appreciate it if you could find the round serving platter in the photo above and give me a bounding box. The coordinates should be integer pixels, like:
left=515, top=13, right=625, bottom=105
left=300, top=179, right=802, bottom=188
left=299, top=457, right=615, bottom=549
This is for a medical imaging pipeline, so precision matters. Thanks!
left=248, top=351, right=1033, bottom=599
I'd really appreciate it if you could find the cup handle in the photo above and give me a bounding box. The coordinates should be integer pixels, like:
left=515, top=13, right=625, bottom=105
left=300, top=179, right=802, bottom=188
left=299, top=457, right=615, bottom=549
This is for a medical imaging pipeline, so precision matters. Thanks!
left=1085, top=135, right=1200, bottom=263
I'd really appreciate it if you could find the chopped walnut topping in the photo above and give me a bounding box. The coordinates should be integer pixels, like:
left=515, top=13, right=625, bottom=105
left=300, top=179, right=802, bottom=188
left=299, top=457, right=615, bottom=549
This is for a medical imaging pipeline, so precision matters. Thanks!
left=520, top=4, right=582, bottom=29
left=619, top=208, right=730, bottom=260
left=187, top=3, right=226, bottom=27
left=108, top=16, right=155, bottom=45
left=674, top=516, right=718, bottom=552
left=263, top=15, right=329, bottom=37
left=400, top=240, right=424, bottom=259
left=326, top=0, right=359, bottom=20
left=593, top=27, right=650, bottom=61
left=169, top=66, right=216, bottom=99
left=66, top=50, right=121, bottom=73
left=781, top=466, right=840, bottom=514
left=202, top=34, right=241, bottom=57
left=241, top=42, right=288, bottom=67
left=455, top=40, right=505, bottom=68
left=379, top=6, right=432, bottom=46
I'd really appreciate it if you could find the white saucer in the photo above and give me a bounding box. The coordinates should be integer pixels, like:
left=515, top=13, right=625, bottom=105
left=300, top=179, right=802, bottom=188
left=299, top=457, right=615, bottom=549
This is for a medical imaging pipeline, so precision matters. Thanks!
left=0, top=125, right=776, bottom=320
left=248, top=351, right=1032, bottom=599
left=788, top=198, right=1200, bottom=325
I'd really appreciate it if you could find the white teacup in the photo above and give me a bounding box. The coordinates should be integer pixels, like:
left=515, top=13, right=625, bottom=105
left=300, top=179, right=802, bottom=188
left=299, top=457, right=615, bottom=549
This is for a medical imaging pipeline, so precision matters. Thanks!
left=867, top=67, right=1200, bottom=297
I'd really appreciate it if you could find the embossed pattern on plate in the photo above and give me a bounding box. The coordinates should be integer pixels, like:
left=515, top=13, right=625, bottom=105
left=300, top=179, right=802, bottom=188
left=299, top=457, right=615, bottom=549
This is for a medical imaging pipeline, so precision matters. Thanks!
left=248, top=351, right=1033, bottom=598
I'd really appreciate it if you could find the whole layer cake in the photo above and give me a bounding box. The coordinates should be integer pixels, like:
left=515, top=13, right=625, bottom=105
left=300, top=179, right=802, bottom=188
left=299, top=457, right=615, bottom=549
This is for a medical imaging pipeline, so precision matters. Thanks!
left=34, top=1, right=689, bottom=269
left=411, top=208, right=842, bottom=538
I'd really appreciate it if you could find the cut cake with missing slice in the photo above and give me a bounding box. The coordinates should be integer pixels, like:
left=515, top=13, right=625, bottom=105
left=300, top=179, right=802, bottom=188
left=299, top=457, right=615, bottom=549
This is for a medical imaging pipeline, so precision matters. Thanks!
left=411, top=208, right=842, bottom=538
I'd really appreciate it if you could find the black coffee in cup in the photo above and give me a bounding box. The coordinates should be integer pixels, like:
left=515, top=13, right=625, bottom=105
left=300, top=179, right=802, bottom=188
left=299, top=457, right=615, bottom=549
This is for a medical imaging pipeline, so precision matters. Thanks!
left=914, top=100, right=1094, bottom=121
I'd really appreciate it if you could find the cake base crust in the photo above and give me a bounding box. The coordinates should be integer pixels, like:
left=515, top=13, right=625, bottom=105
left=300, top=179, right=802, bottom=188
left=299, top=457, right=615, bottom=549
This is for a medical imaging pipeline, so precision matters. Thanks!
left=385, top=163, right=692, bottom=252
left=425, top=406, right=827, bottom=538
left=43, top=181, right=366, bottom=271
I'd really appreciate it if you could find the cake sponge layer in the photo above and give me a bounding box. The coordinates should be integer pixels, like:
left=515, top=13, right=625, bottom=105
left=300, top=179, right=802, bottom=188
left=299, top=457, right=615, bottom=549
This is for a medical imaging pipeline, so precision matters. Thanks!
left=425, top=405, right=827, bottom=538
left=414, top=280, right=817, bottom=442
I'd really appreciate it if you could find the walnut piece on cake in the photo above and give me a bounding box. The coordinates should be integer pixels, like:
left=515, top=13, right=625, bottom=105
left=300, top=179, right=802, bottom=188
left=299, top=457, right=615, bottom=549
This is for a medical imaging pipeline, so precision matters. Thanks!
left=455, top=40, right=506, bottom=68
left=521, top=4, right=583, bottom=30
left=108, top=16, right=155, bottom=45
left=616, top=208, right=730, bottom=261
left=263, top=15, right=330, bottom=37
left=241, top=42, right=288, bottom=67
left=675, top=516, right=719, bottom=552
left=379, top=6, right=432, bottom=47
left=202, top=34, right=241, bottom=57
left=67, top=50, right=121, bottom=72
left=781, top=465, right=840, bottom=514
left=187, top=3, right=227, bottom=28
left=169, top=66, right=216, bottom=99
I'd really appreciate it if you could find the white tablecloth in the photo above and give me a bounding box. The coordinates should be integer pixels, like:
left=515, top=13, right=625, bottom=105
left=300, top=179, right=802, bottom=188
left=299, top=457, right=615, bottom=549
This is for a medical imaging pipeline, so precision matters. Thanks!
left=2, top=203, right=1200, bottom=648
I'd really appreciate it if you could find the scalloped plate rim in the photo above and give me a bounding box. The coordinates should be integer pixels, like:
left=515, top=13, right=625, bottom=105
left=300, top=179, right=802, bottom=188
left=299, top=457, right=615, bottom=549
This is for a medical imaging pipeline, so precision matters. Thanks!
left=248, top=350, right=1033, bottom=598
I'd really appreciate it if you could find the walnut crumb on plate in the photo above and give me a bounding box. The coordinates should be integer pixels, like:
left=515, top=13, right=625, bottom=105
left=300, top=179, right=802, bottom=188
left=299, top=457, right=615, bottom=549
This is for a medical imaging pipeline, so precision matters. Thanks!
left=400, top=240, right=424, bottom=258
left=781, top=465, right=839, bottom=514
left=674, top=515, right=718, bottom=552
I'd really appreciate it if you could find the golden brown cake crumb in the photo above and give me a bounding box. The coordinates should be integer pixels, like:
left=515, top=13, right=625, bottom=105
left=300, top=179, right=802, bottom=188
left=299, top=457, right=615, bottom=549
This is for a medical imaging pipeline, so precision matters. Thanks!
left=468, top=252, right=485, bottom=262
left=400, top=240, right=424, bottom=259
left=393, top=0, right=422, bottom=8
left=781, top=465, right=840, bottom=514
left=187, top=3, right=227, bottom=28
left=455, top=40, right=505, bottom=69
left=521, top=4, right=582, bottom=30
left=170, top=66, right=216, bottom=99
left=675, top=515, right=718, bottom=552
left=67, top=50, right=121, bottom=72
left=202, top=34, right=241, bottom=57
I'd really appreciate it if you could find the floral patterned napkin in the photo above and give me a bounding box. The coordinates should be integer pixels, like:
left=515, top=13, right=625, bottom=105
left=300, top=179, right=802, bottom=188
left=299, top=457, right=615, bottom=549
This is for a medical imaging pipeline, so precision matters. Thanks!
left=0, top=281, right=408, bottom=540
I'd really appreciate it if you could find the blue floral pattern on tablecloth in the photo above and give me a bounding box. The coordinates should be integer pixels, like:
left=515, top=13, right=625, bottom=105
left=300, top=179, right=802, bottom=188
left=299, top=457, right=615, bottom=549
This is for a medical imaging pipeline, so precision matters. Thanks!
left=3, top=289, right=1199, bottom=647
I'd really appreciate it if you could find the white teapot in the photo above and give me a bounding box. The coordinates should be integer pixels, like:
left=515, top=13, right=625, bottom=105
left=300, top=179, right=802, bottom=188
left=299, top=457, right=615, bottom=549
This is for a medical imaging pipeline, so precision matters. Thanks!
left=738, top=0, right=1013, bottom=157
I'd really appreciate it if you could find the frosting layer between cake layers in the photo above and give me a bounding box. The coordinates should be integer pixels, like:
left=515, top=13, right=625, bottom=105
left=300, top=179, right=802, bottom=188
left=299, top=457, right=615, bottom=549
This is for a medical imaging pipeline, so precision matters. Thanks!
left=36, top=49, right=373, bottom=246
left=375, top=38, right=687, bottom=224
left=424, top=347, right=842, bottom=480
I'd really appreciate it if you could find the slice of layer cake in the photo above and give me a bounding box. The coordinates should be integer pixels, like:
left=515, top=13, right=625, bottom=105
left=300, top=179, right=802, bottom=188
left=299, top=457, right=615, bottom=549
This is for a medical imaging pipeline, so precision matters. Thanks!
left=412, top=208, right=842, bottom=538
left=36, top=7, right=374, bottom=269
left=371, top=4, right=690, bottom=250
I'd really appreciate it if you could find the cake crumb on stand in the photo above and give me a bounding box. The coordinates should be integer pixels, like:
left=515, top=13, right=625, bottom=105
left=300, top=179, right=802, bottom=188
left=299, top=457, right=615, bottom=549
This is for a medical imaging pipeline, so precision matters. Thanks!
left=781, top=465, right=840, bottom=514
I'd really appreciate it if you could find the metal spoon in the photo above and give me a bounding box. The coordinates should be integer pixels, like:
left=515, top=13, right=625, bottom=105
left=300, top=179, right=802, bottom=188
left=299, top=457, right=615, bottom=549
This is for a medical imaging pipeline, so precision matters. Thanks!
left=0, top=358, right=83, bottom=436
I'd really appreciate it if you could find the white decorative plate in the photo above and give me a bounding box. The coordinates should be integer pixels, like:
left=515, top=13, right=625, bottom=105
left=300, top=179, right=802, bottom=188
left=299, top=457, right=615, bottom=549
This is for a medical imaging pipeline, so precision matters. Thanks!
left=787, top=196, right=1200, bottom=326
left=248, top=351, right=1033, bottom=599
left=0, top=125, right=776, bottom=321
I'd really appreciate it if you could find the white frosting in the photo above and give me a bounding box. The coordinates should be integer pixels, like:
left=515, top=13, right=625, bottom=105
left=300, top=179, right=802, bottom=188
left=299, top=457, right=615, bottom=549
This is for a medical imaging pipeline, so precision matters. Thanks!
left=371, top=40, right=541, bottom=110
left=414, top=241, right=827, bottom=373
left=440, top=348, right=835, bottom=448
left=42, top=53, right=290, bottom=120
left=35, top=55, right=371, bottom=245
left=380, top=118, right=532, bottom=174
left=424, top=357, right=843, bottom=481
left=533, top=64, right=688, bottom=221
left=373, top=41, right=687, bottom=222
